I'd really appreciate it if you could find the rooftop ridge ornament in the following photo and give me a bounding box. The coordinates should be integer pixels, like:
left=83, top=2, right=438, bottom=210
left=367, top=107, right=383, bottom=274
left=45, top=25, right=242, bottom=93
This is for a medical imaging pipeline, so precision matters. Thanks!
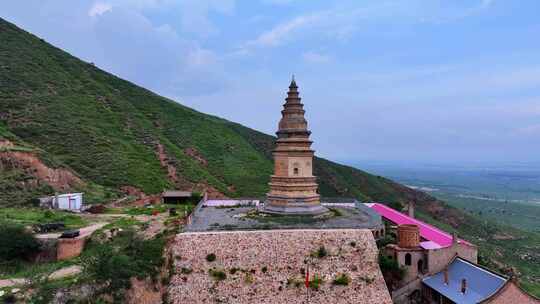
left=263, top=78, right=328, bottom=215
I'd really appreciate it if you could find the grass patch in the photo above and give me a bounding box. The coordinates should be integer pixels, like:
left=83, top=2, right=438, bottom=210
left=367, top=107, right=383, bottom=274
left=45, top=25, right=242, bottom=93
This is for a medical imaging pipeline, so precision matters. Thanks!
left=28, top=276, right=80, bottom=304
left=105, top=204, right=195, bottom=217
left=103, top=217, right=143, bottom=230
left=332, top=273, right=350, bottom=286
left=0, top=208, right=88, bottom=229
left=0, top=257, right=77, bottom=280
left=328, top=208, right=343, bottom=217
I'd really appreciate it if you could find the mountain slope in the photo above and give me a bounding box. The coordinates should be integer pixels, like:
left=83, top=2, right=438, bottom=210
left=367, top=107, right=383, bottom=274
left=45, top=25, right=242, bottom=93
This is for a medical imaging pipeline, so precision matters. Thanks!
left=0, top=17, right=412, bottom=204
left=1, top=18, right=539, bottom=296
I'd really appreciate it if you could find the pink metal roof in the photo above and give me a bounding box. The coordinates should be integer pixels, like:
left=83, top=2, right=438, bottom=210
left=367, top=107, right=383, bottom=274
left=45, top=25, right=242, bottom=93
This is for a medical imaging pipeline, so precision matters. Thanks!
left=420, top=241, right=443, bottom=250
left=367, top=203, right=469, bottom=248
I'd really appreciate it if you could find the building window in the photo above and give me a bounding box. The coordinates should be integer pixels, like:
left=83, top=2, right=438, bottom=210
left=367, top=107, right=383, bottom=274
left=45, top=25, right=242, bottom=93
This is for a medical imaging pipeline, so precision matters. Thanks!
left=293, top=167, right=299, bottom=175
left=418, top=259, right=424, bottom=273
left=405, top=253, right=412, bottom=266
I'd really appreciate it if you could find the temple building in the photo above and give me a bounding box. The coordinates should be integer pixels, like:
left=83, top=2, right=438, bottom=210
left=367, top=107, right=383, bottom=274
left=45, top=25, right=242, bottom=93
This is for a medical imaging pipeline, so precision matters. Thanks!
left=264, top=77, right=328, bottom=215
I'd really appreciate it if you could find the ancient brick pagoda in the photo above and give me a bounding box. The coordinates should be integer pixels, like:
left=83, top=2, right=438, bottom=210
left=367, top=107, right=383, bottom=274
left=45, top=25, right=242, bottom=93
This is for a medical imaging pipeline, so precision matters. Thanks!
left=264, top=77, right=328, bottom=215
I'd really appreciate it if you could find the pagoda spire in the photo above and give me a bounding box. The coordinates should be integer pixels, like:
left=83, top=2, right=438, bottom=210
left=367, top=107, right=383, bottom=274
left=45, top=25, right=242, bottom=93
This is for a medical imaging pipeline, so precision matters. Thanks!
left=289, top=75, right=297, bottom=89
left=278, top=77, right=308, bottom=137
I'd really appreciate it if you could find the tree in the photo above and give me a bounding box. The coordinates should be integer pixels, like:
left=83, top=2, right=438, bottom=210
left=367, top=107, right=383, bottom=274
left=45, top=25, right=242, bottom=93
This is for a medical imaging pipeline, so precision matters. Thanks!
left=379, top=254, right=405, bottom=291
left=0, top=222, right=40, bottom=261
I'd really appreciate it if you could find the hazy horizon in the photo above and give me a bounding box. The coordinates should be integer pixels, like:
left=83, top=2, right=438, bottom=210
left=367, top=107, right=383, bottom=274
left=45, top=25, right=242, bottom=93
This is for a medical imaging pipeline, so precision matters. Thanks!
left=2, top=0, right=540, bottom=163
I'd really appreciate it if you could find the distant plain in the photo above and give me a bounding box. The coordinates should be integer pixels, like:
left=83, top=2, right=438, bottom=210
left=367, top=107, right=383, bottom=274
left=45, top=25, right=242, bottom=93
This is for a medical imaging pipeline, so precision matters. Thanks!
left=351, top=161, right=540, bottom=232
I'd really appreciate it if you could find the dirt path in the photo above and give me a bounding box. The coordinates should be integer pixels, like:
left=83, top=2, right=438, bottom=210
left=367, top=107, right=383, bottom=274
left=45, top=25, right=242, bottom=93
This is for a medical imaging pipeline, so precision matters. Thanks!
left=0, top=279, right=27, bottom=289
left=134, top=214, right=168, bottom=239
left=0, top=265, right=83, bottom=289
left=35, top=222, right=107, bottom=239
left=48, top=265, right=82, bottom=280
left=0, top=214, right=168, bottom=290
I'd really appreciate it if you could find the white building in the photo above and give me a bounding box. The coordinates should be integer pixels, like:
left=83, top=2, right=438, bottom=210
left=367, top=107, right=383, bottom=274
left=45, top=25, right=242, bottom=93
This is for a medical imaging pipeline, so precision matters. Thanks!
left=40, top=193, right=84, bottom=212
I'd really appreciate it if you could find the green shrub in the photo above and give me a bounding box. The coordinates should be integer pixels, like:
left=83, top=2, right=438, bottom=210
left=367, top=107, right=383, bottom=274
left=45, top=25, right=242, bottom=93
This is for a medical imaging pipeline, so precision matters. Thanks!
left=206, top=253, right=216, bottom=262
left=180, top=267, right=192, bottom=274
left=209, top=269, right=226, bottom=281
left=332, top=273, right=350, bottom=286
left=349, top=241, right=356, bottom=247
left=311, top=246, right=327, bottom=258
left=376, top=236, right=395, bottom=249
left=378, top=254, right=405, bottom=282
left=329, top=208, right=343, bottom=217
left=261, top=266, right=268, bottom=273
left=82, top=230, right=165, bottom=296
left=0, top=222, right=40, bottom=261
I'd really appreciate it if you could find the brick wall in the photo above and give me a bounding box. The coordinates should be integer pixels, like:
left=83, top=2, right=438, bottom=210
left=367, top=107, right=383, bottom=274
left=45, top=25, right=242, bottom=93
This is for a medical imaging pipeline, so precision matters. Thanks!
left=169, top=229, right=392, bottom=304
left=57, top=238, right=85, bottom=260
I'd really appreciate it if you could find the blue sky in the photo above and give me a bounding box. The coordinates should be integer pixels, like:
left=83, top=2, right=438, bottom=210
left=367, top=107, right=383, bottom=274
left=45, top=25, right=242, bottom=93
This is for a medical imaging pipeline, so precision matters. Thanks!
left=2, top=0, right=540, bottom=163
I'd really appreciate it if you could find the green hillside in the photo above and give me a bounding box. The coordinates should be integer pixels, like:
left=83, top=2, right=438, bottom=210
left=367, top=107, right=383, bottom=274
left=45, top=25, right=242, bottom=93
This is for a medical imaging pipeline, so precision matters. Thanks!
left=0, top=17, right=406, bottom=204
left=0, top=18, right=538, bottom=296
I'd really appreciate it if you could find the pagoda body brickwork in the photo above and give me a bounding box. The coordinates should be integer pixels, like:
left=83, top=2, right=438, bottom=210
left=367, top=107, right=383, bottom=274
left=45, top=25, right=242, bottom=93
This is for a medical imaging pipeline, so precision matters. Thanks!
left=264, top=78, right=327, bottom=215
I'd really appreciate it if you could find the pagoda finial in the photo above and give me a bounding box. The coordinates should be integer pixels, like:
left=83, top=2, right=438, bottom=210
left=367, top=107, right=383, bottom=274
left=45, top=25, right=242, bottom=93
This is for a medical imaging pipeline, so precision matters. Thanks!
left=289, top=75, right=297, bottom=89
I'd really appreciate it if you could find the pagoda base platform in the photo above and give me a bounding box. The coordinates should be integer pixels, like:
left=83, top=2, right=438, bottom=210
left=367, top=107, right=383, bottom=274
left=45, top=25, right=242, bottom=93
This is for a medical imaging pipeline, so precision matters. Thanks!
left=262, top=200, right=329, bottom=216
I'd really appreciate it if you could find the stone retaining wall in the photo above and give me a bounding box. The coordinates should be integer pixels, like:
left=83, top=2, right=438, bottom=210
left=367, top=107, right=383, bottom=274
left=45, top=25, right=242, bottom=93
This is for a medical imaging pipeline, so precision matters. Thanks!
left=169, top=229, right=392, bottom=303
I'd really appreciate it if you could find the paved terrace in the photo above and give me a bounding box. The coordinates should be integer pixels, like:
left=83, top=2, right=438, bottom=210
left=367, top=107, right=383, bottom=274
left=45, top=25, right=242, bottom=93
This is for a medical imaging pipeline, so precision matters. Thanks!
left=184, top=199, right=382, bottom=232
left=169, top=229, right=392, bottom=304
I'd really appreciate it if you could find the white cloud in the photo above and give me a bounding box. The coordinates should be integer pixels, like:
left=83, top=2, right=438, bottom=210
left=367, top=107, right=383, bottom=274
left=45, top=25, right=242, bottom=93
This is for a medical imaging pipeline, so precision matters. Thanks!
left=177, top=0, right=235, bottom=37
left=88, top=2, right=112, bottom=17
left=186, top=47, right=218, bottom=67
left=243, top=13, right=321, bottom=48
left=302, top=51, right=331, bottom=64
left=242, top=0, right=496, bottom=51
left=89, top=0, right=235, bottom=37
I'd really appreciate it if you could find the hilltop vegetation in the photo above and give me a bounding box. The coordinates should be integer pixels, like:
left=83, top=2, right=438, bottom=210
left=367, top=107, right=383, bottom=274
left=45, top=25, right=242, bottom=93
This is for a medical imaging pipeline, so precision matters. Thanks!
left=0, top=17, right=538, bottom=296
left=0, top=17, right=408, bottom=205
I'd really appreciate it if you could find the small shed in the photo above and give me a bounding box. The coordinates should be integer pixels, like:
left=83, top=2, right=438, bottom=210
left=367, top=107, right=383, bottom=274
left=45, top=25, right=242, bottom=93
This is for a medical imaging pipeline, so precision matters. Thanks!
left=162, top=191, right=192, bottom=204
left=54, top=193, right=84, bottom=212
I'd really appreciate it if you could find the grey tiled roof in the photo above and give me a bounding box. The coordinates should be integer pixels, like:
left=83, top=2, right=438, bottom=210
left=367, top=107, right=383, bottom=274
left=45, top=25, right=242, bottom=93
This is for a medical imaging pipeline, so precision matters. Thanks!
left=423, top=257, right=507, bottom=304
